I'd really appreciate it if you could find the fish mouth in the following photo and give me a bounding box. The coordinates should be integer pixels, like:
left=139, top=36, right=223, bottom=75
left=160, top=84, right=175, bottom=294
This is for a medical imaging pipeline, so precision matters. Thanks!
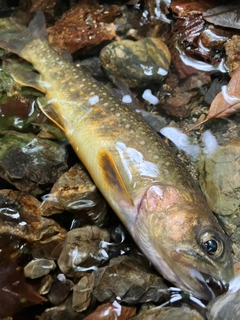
left=196, top=272, right=228, bottom=301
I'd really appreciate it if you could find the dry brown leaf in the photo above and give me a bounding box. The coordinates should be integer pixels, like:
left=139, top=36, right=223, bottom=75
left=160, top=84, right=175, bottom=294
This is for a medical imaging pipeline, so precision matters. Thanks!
left=184, top=66, right=240, bottom=134
left=206, top=66, right=240, bottom=120
left=84, top=302, right=136, bottom=320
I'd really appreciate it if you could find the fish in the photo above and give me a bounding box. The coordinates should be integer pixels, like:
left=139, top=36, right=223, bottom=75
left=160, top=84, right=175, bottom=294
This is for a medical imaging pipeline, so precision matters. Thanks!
left=0, top=11, right=234, bottom=300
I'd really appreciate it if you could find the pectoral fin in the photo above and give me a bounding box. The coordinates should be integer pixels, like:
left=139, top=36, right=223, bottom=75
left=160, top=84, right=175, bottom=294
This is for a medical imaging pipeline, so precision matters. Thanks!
left=98, top=149, right=133, bottom=207
left=37, top=97, right=66, bottom=132
left=3, top=59, right=48, bottom=92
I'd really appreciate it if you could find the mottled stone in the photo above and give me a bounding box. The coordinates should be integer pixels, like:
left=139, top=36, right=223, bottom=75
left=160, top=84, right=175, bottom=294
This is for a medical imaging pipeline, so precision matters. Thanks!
left=58, top=226, right=110, bottom=277
left=24, top=259, right=56, bottom=279
left=0, top=189, right=66, bottom=261
left=159, top=72, right=211, bottom=118
left=93, top=255, right=169, bottom=304
left=47, top=277, right=74, bottom=305
left=48, top=0, right=120, bottom=55
left=132, top=305, right=204, bottom=320
left=198, top=139, right=240, bottom=216
left=100, top=37, right=170, bottom=88
left=72, top=273, right=94, bottom=312
left=0, top=131, right=68, bottom=196
left=225, top=35, right=240, bottom=77
left=207, top=285, right=240, bottom=320
left=40, top=163, right=107, bottom=224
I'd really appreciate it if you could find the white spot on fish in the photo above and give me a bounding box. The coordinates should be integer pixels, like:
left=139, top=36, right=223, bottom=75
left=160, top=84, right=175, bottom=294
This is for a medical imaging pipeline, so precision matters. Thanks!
left=142, top=89, right=159, bottom=105
left=115, top=113, right=121, bottom=117
left=103, top=102, right=109, bottom=107
left=88, top=95, right=99, bottom=105
left=125, top=124, right=130, bottom=129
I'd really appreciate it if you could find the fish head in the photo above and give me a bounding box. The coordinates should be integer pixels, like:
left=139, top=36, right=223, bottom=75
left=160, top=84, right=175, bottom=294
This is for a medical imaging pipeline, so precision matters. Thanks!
left=134, top=184, right=234, bottom=301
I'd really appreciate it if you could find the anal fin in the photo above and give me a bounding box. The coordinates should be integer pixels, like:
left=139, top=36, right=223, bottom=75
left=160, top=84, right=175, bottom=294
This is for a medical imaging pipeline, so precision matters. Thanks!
left=98, top=149, right=133, bottom=207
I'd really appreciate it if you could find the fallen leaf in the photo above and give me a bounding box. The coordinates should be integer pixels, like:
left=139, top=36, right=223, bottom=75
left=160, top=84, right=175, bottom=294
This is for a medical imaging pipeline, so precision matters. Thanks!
left=0, top=260, right=47, bottom=318
left=206, top=66, right=240, bottom=119
left=203, top=5, right=240, bottom=30
left=84, top=302, right=136, bottom=320
left=184, top=66, right=240, bottom=133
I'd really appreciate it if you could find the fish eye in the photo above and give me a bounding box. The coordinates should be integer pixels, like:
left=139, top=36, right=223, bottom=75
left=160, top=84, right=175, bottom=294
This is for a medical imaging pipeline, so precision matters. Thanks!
left=203, top=239, right=218, bottom=255
left=199, top=231, right=224, bottom=258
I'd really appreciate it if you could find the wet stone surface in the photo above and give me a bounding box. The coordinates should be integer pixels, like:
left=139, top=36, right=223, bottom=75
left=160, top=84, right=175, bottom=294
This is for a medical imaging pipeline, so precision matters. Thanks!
left=198, top=138, right=240, bottom=216
left=24, top=259, right=56, bottom=279
left=40, top=163, right=107, bottom=224
left=93, top=255, right=169, bottom=304
left=100, top=37, right=171, bottom=88
left=0, top=189, right=66, bottom=261
left=47, top=0, right=120, bottom=55
left=58, top=226, right=110, bottom=277
left=47, top=277, right=74, bottom=305
left=0, top=1, right=240, bottom=319
left=132, top=305, right=205, bottom=320
left=206, top=285, right=240, bottom=320
left=0, top=131, right=68, bottom=196
left=72, top=273, right=94, bottom=312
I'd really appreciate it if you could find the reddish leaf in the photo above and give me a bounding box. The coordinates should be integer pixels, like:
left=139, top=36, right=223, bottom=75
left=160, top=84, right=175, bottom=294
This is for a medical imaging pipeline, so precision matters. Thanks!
left=207, top=66, right=240, bottom=119
left=84, top=302, right=136, bottom=320
left=0, top=260, right=47, bottom=318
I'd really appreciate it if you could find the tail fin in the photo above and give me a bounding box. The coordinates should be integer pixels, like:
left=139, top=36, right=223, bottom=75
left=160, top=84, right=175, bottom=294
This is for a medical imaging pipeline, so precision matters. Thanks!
left=0, top=10, right=47, bottom=59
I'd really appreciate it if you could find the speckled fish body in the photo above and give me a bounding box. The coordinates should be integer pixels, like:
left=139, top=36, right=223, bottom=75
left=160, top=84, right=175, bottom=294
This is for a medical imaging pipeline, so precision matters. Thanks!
left=0, top=11, right=233, bottom=300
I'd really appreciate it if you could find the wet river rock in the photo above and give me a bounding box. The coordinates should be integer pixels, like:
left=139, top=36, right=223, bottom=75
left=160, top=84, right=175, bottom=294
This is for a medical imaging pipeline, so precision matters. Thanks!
left=0, top=189, right=66, bottom=260
left=40, top=163, right=107, bottom=224
left=48, top=0, right=120, bottom=55
left=132, top=305, right=204, bottom=320
left=0, top=131, right=68, bottom=196
left=93, top=255, right=169, bottom=304
left=100, top=37, right=170, bottom=88
left=58, top=226, right=110, bottom=277
left=72, top=273, right=94, bottom=312
left=224, top=35, right=240, bottom=77
left=199, top=138, right=240, bottom=216
left=24, top=259, right=56, bottom=279
left=207, top=284, right=240, bottom=320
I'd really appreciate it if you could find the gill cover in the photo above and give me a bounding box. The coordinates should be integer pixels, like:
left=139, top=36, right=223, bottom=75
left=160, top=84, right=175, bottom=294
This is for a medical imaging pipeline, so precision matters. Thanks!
left=134, top=184, right=233, bottom=300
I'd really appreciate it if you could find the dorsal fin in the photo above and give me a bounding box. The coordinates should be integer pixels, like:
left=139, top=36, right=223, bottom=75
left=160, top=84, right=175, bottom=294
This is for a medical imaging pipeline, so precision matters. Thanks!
left=29, top=10, right=47, bottom=39
left=98, top=149, right=133, bottom=206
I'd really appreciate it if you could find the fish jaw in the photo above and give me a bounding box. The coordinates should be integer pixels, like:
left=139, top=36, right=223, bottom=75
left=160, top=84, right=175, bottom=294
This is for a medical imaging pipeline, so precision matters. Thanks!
left=133, top=184, right=234, bottom=301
